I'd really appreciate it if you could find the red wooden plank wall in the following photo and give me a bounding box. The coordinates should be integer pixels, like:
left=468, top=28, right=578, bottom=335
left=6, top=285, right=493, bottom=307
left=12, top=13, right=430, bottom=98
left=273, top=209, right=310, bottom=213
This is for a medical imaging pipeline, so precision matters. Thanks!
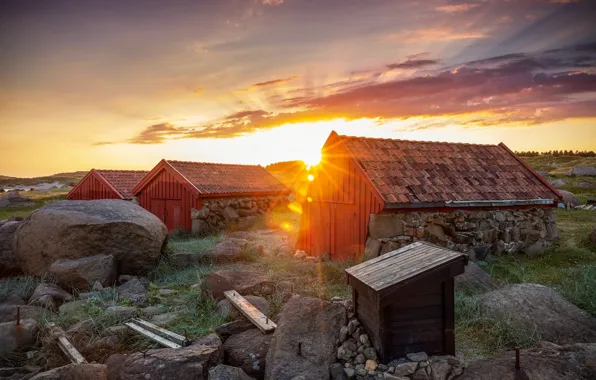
left=136, top=168, right=200, bottom=231
left=297, top=143, right=384, bottom=259
left=67, top=172, right=120, bottom=200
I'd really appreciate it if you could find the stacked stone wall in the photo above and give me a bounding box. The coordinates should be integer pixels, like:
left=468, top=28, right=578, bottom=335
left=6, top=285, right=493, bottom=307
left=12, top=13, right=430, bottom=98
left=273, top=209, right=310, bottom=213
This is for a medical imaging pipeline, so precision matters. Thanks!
left=190, top=195, right=289, bottom=234
left=365, top=208, right=558, bottom=259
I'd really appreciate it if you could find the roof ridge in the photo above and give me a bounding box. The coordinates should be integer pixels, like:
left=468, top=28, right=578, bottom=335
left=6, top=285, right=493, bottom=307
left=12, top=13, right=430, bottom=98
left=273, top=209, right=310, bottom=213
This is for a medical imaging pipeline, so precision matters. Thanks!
left=337, top=134, right=499, bottom=147
left=166, top=160, right=263, bottom=168
left=95, top=169, right=148, bottom=173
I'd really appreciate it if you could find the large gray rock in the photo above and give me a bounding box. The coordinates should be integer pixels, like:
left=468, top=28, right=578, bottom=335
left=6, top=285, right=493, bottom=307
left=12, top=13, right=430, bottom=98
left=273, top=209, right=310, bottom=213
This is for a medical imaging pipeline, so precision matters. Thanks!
left=215, top=320, right=254, bottom=342
left=106, top=340, right=222, bottom=380
left=265, top=296, right=347, bottom=380
left=458, top=343, right=596, bottom=380
left=0, top=221, right=21, bottom=276
left=478, top=284, right=596, bottom=344
left=29, top=283, right=73, bottom=310
left=549, top=179, right=567, bottom=188
left=567, top=166, right=596, bottom=176
left=455, top=261, right=498, bottom=291
left=368, top=213, right=405, bottom=239
left=0, top=318, right=38, bottom=355
left=577, top=181, right=595, bottom=188
left=363, top=237, right=381, bottom=260
left=558, top=190, right=581, bottom=206
left=0, top=191, right=34, bottom=208
left=0, top=304, right=45, bottom=323
left=116, top=277, right=147, bottom=306
left=224, top=328, right=273, bottom=379
left=14, top=200, right=167, bottom=276
left=49, top=254, right=117, bottom=291
left=209, top=365, right=255, bottom=380
left=205, top=270, right=273, bottom=300
left=29, top=363, right=108, bottom=380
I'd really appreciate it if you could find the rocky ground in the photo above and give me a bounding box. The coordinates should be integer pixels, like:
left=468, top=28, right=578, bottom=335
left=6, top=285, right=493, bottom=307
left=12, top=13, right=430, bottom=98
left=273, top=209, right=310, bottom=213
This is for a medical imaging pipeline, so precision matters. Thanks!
left=0, top=177, right=595, bottom=379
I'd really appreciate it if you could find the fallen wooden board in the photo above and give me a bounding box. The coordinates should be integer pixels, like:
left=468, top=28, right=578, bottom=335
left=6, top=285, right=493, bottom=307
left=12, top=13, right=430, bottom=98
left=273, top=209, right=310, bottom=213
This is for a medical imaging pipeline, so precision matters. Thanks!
left=132, top=318, right=189, bottom=347
left=223, top=290, right=276, bottom=334
left=47, top=323, right=87, bottom=364
left=125, top=322, right=181, bottom=348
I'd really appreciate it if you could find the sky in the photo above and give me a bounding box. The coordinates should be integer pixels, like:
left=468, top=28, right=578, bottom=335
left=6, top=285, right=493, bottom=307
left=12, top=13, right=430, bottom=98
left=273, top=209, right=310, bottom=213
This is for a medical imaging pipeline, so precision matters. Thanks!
left=1, top=0, right=595, bottom=177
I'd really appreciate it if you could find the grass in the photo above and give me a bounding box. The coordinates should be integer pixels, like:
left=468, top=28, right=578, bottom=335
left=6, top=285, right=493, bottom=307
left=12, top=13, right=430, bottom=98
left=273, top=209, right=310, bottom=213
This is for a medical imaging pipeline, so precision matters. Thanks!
left=521, top=155, right=596, bottom=175
left=0, top=191, right=68, bottom=220
left=0, top=275, right=40, bottom=301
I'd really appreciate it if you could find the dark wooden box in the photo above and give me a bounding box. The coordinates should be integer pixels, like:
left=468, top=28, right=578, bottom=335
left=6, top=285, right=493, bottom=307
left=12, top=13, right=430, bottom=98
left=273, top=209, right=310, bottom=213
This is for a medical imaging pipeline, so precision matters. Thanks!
left=345, top=241, right=468, bottom=362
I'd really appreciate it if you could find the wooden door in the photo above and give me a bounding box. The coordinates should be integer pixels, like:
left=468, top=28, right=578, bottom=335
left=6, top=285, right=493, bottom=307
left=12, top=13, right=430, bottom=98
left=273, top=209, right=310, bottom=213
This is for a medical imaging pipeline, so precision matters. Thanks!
left=333, top=204, right=356, bottom=260
left=150, top=199, right=166, bottom=224
left=165, top=199, right=183, bottom=231
left=310, top=202, right=331, bottom=256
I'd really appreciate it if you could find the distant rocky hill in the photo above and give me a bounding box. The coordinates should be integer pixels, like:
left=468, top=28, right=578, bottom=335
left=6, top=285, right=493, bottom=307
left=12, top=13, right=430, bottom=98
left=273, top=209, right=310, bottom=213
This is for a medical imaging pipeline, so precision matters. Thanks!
left=0, top=171, right=87, bottom=190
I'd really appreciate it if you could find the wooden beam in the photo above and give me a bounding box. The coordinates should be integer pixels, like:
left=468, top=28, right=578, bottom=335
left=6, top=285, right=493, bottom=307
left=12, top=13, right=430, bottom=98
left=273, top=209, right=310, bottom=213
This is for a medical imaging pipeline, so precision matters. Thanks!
left=223, top=290, right=276, bottom=334
left=47, top=323, right=87, bottom=364
left=125, top=322, right=182, bottom=349
left=132, top=318, right=189, bottom=347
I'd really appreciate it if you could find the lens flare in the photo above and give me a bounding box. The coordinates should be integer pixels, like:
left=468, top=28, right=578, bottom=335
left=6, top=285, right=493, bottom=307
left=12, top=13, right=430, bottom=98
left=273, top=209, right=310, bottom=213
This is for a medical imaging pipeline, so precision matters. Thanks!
left=308, top=174, right=314, bottom=181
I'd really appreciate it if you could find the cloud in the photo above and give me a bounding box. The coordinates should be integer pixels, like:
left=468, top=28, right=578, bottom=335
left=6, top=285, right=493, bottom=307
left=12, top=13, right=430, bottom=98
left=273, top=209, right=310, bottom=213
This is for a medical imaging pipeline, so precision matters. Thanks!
left=435, top=4, right=480, bottom=13
left=105, top=42, right=596, bottom=144
left=395, top=28, right=488, bottom=43
left=387, top=59, right=440, bottom=70
left=251, top=76, right=298, bottom=87
left=256, top=0, right=283, bottom=5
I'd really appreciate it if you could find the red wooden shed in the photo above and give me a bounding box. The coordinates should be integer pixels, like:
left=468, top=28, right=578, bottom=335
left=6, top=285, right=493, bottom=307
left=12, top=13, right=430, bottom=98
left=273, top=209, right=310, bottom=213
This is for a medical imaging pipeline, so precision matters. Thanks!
left=297, top=131, right=562, bottom=260
left=132, top=160, right=290, bottom=231
left=67, top=169, right=148, bottom=200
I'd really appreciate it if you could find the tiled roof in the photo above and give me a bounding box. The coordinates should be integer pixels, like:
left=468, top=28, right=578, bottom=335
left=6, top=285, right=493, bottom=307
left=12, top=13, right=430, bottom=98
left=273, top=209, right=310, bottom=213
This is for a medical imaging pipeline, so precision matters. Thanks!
left=166, top=161, right=289, bottom=195
left=336, top=134, right=561, bottom=205
left=96, top=170, right=148, bottom=199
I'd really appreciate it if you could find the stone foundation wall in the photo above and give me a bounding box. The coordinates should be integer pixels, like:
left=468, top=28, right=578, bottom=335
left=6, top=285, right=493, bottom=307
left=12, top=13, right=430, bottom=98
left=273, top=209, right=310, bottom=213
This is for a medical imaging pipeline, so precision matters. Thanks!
left=365, top=208, right=558, bottom=260
left=191, top=195, right=289, bottom=234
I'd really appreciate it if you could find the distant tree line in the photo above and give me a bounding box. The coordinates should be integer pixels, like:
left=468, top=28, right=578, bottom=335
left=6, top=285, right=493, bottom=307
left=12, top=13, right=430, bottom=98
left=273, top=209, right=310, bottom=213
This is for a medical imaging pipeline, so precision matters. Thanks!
left=515, top=150, right=596, bottom=157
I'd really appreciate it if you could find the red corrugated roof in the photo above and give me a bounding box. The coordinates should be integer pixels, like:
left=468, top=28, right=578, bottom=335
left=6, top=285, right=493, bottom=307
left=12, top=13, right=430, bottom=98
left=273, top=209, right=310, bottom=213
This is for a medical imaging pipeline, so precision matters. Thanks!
left=335, top=134, right=561, bottom=206
left=166, top=160, right=289, bottom=195
left=96, top=170, right=148, bottom=199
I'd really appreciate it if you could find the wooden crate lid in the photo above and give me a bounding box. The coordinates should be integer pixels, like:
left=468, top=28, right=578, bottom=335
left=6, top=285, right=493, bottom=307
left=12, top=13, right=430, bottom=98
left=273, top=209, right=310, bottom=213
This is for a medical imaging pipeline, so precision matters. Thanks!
left=345, top=241, right=467, bottom=292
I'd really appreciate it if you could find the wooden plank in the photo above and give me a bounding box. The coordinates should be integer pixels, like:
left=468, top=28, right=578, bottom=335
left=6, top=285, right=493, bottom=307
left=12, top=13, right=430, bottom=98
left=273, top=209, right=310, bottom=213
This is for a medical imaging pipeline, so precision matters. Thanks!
left=224, top=290, right=276, bottom=334
left=47, top=323, right=87, bottom=364
left=133, top=318, right=189, bottom=347
left=125, top=322, right=182, bottom=348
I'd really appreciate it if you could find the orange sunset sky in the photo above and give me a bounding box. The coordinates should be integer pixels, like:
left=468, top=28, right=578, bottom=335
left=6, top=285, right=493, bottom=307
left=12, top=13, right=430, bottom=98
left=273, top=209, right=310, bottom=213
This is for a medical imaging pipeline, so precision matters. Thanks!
left=1, top=0, right=595, bottom=177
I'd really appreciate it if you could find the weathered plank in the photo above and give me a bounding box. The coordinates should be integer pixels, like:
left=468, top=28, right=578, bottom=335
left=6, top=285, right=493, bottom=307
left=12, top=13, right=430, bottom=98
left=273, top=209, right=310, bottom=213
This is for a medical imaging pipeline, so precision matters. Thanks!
left=125, top=322, right=181, bottom=348
left=47, top=323, right=87, bottom=364
left=132, top=318, right=189, bottom=347
left=224, top=290, right=276, bottom=334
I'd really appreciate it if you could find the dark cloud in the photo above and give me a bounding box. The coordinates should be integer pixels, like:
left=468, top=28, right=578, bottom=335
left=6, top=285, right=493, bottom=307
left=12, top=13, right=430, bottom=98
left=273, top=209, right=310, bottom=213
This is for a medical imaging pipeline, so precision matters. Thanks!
left=104, top=41, right=596, bottom=145
left=386, top=59, right=440, bottom=70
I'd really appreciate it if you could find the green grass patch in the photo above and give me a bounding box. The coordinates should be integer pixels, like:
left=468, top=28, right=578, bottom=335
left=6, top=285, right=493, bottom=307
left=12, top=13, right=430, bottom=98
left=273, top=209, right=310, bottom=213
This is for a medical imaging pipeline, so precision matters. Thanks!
left=0, top=275, right=41, bottom=301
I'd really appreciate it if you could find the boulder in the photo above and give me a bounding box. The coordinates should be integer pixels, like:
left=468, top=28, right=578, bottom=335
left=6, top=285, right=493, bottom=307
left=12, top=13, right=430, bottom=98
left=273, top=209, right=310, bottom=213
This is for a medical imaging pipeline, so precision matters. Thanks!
left=536, top=171, right=549, bottom=178
left=577, top=181, right=595, bottom=188
left=549, top=179, right=567, bottom=188
left=0, top=304, right=45, bottom=323
left=29, top=283, right=73, bottom=310
left=567, top=166, right=596, bottom=176
left=0, top=318, right=38, bottom=355
left=192, top=219, right=210, bottom=235
left=457, top=343, right=596, bottom=380
left=455, top=261, right=498, bottom=291
left=215, top=320, right=255, bottom=342
left=0, top=191, right=34, bottom=208
left=478, top=284, right=596, bottom=344
left=205, top=240, right=249, bottom=263
left=224, top=328, right=273, bottom=379
left=14, top=200, right=167, bottom=276
left=368, top=214, right=405, bottom=239
left=216, top=296, right=269, bottom=320
left=49, top=255, right=117, bottom=291
left=208, top=365, right=255, bottom=380
left=363, top=237, right=381, bottom=260
left=106, top=340, right=222, bottom=380
left=105, top=306, right=137, bottom=320
left=265, top=295, right=347, bottom=380
left=116, top=277, right=147, bottom=305
left=0, top=221, right=21, bottom=276
left=29, top=364, right=108, bottom=380
left=205, top=270, right=273, bottom=300
left=558, top=190, right=581, bottom=206
left=223, top=206, right=240, bottom=221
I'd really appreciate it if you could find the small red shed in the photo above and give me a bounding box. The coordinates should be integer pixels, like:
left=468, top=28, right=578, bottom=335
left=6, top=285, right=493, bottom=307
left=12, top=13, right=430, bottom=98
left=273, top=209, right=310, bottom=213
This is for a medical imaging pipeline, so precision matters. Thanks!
left=67, top=169, right=148, bottom=201
left=132, top=160, right=290, bottom=231
left=297, top=131, right=562, bottom=260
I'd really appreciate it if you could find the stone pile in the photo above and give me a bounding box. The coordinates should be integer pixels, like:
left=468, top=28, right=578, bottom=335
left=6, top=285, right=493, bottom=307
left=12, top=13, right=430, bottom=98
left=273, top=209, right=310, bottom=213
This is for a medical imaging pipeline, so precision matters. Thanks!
left=191, top=195, right=289, bottom=234
left=333, top=299, right=465, bottom=380
left=365, top=208, right=558, bottom=260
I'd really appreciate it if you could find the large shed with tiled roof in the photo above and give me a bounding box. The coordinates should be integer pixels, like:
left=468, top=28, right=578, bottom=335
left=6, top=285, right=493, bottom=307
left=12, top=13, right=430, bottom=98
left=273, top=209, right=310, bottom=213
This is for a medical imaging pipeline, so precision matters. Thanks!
left=297, top=131, right=562, bottom=260
left=132, top=160, right=291, bottom=231
left=67, top=169, right=148, bottom=201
